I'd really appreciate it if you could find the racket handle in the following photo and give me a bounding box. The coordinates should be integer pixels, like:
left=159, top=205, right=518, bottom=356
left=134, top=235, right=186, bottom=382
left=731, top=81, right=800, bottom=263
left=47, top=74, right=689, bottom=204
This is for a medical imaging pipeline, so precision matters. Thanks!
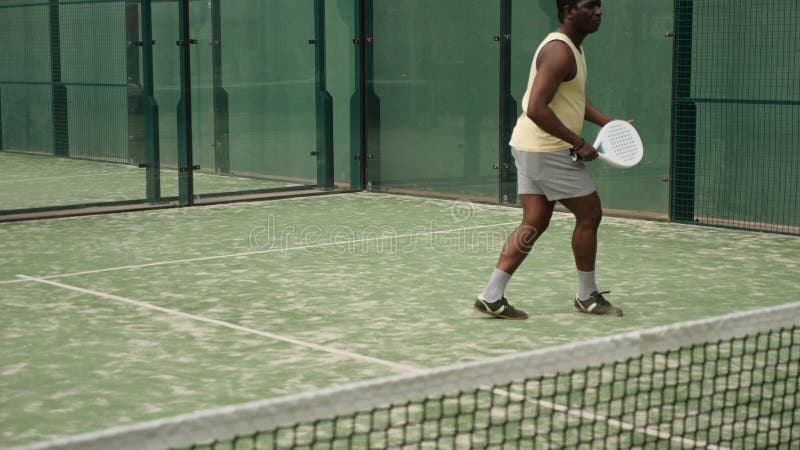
left=571, top=138, right=587, bottom=162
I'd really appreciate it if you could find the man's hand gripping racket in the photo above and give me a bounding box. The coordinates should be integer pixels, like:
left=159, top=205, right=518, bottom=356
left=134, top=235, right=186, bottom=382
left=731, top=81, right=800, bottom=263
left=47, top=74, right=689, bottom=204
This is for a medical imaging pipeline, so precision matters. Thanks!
left=571, top=120, right=644, bottom=168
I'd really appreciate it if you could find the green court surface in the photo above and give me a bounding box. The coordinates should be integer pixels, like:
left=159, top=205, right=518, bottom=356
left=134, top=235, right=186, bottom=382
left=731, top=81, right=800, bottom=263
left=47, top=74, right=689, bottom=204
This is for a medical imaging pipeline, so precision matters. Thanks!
left=1, top=193, right=799, bottom=447
left=0, top=152, right=300, bottom=211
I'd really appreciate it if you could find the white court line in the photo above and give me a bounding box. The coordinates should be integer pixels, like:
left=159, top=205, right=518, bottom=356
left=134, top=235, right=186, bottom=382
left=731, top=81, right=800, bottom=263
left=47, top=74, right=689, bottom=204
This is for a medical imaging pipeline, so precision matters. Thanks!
left=492, top=388, right=728, bottom=450
left=15, top=275, right=721, bottom=449
left=0, top=222, right=519, bottom=285
left=17, top=275, right=419, bottom=373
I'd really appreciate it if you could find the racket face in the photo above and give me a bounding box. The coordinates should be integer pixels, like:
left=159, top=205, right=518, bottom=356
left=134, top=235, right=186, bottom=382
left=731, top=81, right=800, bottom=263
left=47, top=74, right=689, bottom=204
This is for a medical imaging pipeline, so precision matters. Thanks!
left=596, top=121, right=643, bottom=168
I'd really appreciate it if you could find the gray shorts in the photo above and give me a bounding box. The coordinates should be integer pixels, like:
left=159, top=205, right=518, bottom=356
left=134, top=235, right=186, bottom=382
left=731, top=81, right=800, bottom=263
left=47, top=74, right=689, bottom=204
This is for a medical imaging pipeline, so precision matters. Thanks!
left=512, top=148, right=596, bottom=201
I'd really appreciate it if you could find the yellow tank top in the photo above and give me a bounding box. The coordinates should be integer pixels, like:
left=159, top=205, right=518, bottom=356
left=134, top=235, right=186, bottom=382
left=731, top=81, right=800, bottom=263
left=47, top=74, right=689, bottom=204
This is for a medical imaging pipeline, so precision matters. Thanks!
left=509, top=32, right=587, bottom=152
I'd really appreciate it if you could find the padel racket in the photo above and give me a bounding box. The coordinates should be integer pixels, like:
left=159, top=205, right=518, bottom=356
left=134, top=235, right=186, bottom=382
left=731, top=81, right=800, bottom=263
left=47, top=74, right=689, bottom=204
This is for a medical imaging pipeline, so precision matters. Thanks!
left=571, top=120, right=643, bottom=168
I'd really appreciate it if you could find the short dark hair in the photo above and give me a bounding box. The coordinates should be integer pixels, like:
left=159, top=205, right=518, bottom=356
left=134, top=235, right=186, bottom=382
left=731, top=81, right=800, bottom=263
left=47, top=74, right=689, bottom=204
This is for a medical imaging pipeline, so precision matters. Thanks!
left=556, top=0, right=580, bottom=22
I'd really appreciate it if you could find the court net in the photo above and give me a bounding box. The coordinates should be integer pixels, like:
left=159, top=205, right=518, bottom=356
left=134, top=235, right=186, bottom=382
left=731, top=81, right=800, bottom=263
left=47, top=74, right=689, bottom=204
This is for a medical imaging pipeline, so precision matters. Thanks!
left=14, top=302, right=800, bottom=450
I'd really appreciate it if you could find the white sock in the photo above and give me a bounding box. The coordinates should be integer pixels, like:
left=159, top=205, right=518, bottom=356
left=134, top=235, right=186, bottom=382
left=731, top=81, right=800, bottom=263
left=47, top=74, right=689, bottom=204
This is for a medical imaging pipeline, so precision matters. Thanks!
left=480, top=268, right=511, bottom=302
left=577, top=270, right=598, bottom=300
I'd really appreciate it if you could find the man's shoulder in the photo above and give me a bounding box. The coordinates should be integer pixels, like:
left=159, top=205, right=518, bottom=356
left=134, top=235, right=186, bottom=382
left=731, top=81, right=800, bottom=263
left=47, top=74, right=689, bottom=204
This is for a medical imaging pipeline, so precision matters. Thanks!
left=537, top=33, right=575, bottom=56
left=537, top=39, right=574, bottom=63
left=540, top=39, right=572, bottom=52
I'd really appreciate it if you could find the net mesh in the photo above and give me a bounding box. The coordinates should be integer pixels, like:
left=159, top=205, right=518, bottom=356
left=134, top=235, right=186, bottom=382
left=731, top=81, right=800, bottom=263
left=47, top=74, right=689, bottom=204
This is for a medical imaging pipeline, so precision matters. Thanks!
left=177, top=332, right=800, bottom=450
left=13, top=302, right=800, bottom=450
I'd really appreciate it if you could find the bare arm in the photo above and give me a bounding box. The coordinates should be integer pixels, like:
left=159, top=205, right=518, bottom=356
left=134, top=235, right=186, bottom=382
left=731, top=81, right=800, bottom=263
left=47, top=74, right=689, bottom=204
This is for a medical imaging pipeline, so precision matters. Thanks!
left=526, top=41, right=608, bottom=161
left=526, top=41, right=584, bottom=148
left=585, top=100, right=611, bottom=127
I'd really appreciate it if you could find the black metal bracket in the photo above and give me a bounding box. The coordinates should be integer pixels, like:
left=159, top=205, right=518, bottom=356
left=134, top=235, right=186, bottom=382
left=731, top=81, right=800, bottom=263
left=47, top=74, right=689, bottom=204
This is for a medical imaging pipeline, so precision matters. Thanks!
left=179, top=165, right=201, bottom=172
left=176, top=39, right=198, bottom=46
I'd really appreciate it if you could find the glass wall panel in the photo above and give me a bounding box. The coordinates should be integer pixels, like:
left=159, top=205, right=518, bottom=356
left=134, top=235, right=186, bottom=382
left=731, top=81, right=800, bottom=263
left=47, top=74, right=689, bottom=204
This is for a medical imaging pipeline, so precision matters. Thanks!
left=0, top=0, right=150, bottom=213
left=187, top=0, right=319, bottom=198
left=369, top=0, right=501, bottom=201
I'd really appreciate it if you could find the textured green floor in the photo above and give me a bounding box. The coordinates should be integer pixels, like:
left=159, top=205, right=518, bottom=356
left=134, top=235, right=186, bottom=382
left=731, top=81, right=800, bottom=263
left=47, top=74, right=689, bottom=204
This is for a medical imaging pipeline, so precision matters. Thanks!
left=0, top=152, right=300, bottom=211
left=1, top=193, right=798, bottom=447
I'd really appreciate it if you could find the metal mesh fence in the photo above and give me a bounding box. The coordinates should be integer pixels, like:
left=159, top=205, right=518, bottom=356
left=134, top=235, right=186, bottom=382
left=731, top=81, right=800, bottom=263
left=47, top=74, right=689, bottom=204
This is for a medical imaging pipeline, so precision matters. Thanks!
left=671, top=0, right=800, bottom=235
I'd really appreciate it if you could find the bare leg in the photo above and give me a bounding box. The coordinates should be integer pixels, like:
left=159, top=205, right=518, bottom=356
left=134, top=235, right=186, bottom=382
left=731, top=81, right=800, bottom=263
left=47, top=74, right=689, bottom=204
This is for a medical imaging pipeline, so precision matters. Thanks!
left=558, top=191, right=602, bottom=272
left=558, top=191, right=622, bottom=316
left=475, top=194, right=554, bottom=319
left=496, top=194, right=556, bottom=274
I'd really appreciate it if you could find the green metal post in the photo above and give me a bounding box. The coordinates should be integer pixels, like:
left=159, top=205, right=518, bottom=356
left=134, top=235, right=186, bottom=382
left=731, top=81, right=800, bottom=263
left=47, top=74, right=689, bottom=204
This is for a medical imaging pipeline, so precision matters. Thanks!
left=126, top=3, right=145, bottom=165
left=363, top=0, right=380, bottom=190
left=141, top=0, right=161, bottom=203
left=498, top=0, right=517, bottom=204
left=349, top=0, right=365, bottom=189
left=177, top=0, right=195, bottom=205
left=49, top=0, right=69, bottom=157
left=314, top=0, right=334, bottom=188
left=210, top=0, right=230, bottom=174
left=670, top=0, right=695, bottom=222
left=0, top=87, right=3, bottom=150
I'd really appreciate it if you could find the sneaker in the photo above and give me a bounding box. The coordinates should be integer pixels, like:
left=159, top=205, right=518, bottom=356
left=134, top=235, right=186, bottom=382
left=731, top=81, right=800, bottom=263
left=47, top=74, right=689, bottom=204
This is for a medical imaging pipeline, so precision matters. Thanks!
left=474, top=296, right=528, bottom=320
left=574, top=291, right=623, bottom=316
